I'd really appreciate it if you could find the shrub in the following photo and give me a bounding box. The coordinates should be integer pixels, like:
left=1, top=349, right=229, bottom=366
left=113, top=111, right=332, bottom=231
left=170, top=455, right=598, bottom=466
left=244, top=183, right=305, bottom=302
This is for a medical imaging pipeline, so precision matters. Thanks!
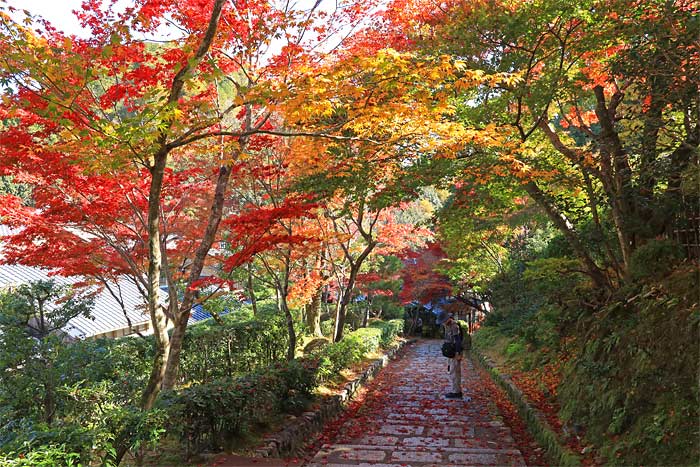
left=369, top=319, right=404, bottom=346
left=160, top=358, right=318, bottom=457
left=628, top=239, right=684, bottom=281
left=270, top=358, right=318, bottom=414
left=160, top=377, right=274, bottom=456
left=105, top=405, right=167, bottom=465
left=350, top=327, right=383, bottom=353
left=0, top=424, right=96, bottom=466
left=314, top=335, right=366, bottom=382
left=179, top=312, right=289, bottom=383
left=320, top=319, right=335, bottom=337
left=472, top=326, right=501, bottom=348
left=311, top=324, right=396, bottom=383
left=0, top=444, right=83, bottom=467
left=504, top=341, right=525, bottom=359
left=303, top=337, right=330, bottom=355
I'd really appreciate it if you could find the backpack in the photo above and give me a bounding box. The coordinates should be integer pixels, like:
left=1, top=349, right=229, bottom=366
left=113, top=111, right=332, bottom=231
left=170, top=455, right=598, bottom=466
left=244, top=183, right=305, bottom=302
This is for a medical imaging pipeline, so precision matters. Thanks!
left=441, top=341, right=457, bottom=358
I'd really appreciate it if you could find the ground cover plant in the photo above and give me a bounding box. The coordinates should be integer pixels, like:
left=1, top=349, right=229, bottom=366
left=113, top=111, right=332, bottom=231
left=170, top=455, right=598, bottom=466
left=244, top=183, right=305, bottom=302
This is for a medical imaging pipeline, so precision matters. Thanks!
left=472, top=234, right=699, bottom=466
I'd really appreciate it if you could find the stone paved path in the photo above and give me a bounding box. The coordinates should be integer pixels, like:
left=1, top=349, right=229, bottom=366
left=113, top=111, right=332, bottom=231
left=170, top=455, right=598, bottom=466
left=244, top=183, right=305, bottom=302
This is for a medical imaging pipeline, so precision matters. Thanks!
left=305, top=340, right=527, bottom=467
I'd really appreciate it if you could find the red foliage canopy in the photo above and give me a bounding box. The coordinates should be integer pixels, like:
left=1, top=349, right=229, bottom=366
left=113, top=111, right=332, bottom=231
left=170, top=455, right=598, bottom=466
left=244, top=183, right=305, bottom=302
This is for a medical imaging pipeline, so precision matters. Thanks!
left=399, top=242, right=452, bottom=305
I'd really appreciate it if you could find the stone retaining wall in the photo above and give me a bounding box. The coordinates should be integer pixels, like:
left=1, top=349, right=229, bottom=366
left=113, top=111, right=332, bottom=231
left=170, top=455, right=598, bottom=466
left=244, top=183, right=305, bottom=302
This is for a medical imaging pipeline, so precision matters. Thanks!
left=471, top=348, right=581, bottom=467
left=255, top=338, right=417, bottom=458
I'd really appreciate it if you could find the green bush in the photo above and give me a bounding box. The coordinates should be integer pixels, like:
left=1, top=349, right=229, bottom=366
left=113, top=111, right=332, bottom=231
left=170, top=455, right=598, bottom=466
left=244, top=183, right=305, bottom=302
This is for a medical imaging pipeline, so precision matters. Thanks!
left=303, top=337, right=330, bottom=355
left=162, top=320, right=401, bottom=457
left=0, top=444, right=83, bottom=467
left=320, top=319, right=335, bottom=338
left=310, top=323, right=400, bottom=383
left=160, top=358, right=318, bottom=457
left=628, top=239, right=684, bottom=281
left=369, top=319, right=404, bottom=346
left=269, top=358, right=318, bottom=414
left=105, top=405, right=167, bottom=465
left=351, top=327, right=383, bottom=353
left=314, top=334, right=367, bottom=382
left=485, top=269, right=543, bottom=336
left=179, top=312, right=289, bottom=383
left=472, top=325, right=501, bottom=348
left=160, top=378, right=269, bottom=456
left=0, top=423, right=97, bottom=466
left=504, top=341, right=525, bottom=358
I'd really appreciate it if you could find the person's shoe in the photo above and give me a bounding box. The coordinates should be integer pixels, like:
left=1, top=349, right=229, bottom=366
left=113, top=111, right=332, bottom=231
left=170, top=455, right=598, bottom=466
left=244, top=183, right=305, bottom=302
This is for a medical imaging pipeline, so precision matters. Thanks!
left=445, top=392, right=463, bottom=399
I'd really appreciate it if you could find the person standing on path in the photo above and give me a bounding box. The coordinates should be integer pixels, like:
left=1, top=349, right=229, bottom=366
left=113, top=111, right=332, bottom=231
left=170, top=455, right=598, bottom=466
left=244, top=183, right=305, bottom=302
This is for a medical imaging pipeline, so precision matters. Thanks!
left=437, top=312, right=463, bottom=399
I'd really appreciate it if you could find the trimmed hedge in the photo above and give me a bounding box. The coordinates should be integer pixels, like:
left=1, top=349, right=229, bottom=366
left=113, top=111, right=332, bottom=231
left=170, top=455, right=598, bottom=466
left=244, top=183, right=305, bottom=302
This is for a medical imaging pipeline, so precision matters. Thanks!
left=179, top=313, right=289, bottom=384
left=164, top=320, right=404, bottom=457
left=312, top=321, right=403, bottom=383
left=160, top=358, right=317, bottom=457
left=369, top=319, right=404, bottom=346
left=303, top=337, right=330, bottom=355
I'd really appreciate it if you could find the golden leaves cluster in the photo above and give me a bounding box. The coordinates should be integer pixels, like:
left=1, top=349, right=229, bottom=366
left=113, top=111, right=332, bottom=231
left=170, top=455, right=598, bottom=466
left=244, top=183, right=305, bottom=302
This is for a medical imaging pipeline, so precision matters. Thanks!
left=272, top=48, right=514, bottom=171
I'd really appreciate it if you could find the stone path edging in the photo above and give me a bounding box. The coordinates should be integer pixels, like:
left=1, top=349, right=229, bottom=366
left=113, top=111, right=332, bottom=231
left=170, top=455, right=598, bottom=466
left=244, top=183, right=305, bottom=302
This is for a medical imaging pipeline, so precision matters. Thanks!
left=471, top=347, right=581, bottom=467
left=254, top=338, right=418, bottom=458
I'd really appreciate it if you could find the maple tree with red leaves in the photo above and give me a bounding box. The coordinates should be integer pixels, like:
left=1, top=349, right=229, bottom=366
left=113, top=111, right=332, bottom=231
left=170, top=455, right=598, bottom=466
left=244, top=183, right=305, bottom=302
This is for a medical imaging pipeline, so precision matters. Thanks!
left=219, top=143, right=322, bottom=360
left=399, top=243, right=453, bottom=307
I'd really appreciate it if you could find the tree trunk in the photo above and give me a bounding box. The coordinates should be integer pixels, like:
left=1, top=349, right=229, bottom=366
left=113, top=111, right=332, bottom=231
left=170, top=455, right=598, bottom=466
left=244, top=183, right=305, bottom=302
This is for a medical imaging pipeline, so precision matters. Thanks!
left=43, top=374, right=54, bottom=425
left=334, top=260, right=362, bottom=342
left=162, top=164, right=233, bottom=390
left=141, top=152, right=171, bottom=410
left=247, top=263, right=257, bottom=315
left=583, top=170, right=623, bottom=280
left=334, top=283, right=355, bottom=342
left=163, top=312, right=187, bottom=389
left=332, top=292, right=342, bottom=337
left=594, top=85, right=635, bottom=276
left=361, top=294, right=372, bottom=328
left=140, top=0, right=226, bottom=407
left=280, top=297, right=297, bottom=361
left=226, top=337, right=233, bottom=377
left=524, top=181, right=610, bottom=291
left=306, top=289, right=323, bottom=337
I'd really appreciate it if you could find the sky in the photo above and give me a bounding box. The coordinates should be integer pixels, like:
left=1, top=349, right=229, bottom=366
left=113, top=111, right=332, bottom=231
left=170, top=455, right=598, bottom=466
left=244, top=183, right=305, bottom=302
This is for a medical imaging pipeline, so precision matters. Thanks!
left=6, top=0, right=88, bottom=36
left=4, top=0, right=368, bottom=56
left=4, top=0, right=377, bottom=62
left=5, top=0, right=352, bottom=36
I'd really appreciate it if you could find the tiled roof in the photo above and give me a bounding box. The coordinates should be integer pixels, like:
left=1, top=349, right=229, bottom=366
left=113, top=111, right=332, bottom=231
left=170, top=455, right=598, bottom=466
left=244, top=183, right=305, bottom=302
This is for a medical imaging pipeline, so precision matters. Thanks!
left=0, top=225, right=229, bottom=337
left=158, top=286, right=232, bottom=325
left=187, top=302, right=233, bottom=325
left=0, top=263, right=151, bottom=339
left=0, top=224, right=154, bottom=338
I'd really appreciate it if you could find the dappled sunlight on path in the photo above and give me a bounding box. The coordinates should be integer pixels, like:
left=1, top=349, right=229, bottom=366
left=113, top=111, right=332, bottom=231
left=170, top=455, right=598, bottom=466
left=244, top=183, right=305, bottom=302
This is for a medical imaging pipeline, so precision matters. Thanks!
left=304, top=340, right=531, bottom=467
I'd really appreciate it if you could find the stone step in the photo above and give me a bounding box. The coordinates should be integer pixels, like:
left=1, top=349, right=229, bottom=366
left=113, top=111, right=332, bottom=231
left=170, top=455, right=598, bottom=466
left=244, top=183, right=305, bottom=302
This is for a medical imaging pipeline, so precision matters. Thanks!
left=332, top=435, right=518, bottom=450
left=384, top=413, right=504, bottom=425
left=308, top=444, right=526, bottom=466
